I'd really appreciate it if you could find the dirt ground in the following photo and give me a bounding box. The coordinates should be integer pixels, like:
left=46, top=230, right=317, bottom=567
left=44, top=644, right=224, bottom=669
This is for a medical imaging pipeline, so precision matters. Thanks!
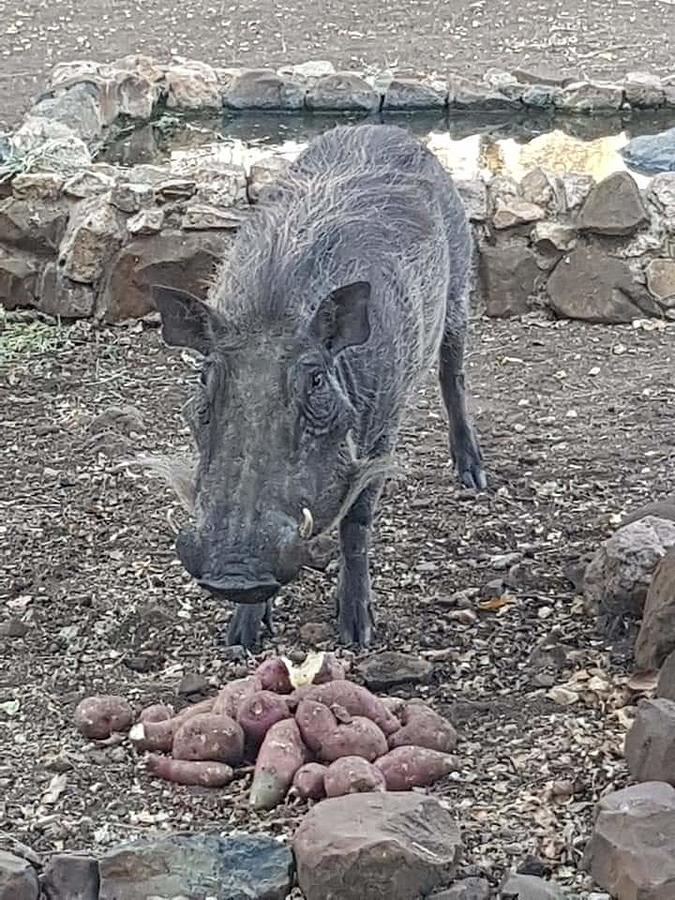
left=1, top=0, right=674, bottom=132
left=1, top=310, right=673, bottom=890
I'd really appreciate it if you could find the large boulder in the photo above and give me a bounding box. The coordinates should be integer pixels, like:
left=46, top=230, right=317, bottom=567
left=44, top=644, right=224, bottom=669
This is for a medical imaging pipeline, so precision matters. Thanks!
left=0, top=850, right=38, bottom=900
left=98, top=833, right=293, bottom=900
left=625, top=698, right=675, bottom=784
left=58, top=195, right=125, bottom=284
left=635, top=548, right=675, bottom=669
left=479, top=241, right=540, bottom=317
left=97, top=229, right=231, bottom=322
left=356, top=651, right=433, bottom=690
left=547, top=244, right=660, bottom=323
left=657, top=650, right=675, bottom=701
left=0, top=197, right=69, bottom=255
left=622, top=126, right=675, bottom=175
left=0, top=250, right=41, bottom=309
left=293, top=792, right=462, bottom=900
left=41, top=852, right=99, bottom=899
left=223, top=68, right=305, bottom=110
left=583, top=781, right=675, bottom=898
left=583, top=516, right=675, bottom=631
left=305, top=74, right=380, bottom=112
left=500, top=873, right=567, bottom=899
left=577, top=171, right=649, bottom=236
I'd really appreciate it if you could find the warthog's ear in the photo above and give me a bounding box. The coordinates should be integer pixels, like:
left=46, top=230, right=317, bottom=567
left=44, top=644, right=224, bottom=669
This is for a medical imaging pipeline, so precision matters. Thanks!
left=152, top=285, right=222, bottom=355
left=311, top=281, right=371, bottom=355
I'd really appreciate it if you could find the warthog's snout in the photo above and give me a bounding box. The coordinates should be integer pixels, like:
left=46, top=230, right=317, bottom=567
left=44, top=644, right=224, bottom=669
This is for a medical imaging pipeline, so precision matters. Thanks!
left=175, top=517, right=303, bottom=605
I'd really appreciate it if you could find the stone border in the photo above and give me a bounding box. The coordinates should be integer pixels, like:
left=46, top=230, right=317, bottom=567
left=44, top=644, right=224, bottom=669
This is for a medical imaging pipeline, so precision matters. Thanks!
left=0, top=55, right=674, bottom=325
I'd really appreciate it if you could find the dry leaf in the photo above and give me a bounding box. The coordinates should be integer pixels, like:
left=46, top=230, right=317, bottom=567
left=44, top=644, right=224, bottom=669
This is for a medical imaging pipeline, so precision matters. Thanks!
left=42, top=773, right=67, bottom=805
left=478, top=595, right=515, bottom=611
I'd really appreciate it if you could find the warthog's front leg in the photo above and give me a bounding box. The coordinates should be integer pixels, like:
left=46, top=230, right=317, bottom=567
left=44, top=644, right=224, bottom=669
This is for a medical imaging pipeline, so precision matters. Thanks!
left=226, top=601, right=273, bottom=649
left=336, top=480, right=383, bottom=647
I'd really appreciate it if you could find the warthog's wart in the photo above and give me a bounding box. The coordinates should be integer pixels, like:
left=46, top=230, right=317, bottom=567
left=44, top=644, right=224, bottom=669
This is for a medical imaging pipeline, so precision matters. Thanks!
left=153, top=123, right=486, bottom=648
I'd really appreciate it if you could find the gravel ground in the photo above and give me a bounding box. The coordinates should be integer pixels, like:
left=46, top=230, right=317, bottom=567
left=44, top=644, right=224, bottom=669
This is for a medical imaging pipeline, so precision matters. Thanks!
left=1, top=0, right=674, bottom=131
left=1, top=312, right=673, bottom=889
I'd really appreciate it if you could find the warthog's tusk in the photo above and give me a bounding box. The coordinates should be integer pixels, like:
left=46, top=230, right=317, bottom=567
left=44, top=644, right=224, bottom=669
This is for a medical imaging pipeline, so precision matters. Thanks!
left=299, top=507, right=314, bottom=539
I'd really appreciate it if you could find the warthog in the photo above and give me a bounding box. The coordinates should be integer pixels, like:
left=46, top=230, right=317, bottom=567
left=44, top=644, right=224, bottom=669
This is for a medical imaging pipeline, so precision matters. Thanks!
left=151, top=123, right=486, bottom=648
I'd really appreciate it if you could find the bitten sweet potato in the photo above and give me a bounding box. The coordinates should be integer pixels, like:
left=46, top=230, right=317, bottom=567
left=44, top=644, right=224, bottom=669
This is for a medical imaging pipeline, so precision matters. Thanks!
left=255, top=658, right=293, bottom=694
left=292, top=762, right=327, bottom=801
left=172, top=714, right=244, bottom=765
left=375, top=746, right=457, bottom=790
left=129, top=719, right=177, bottom=753
left=387, top=700, right=458, bottom=753
left=140, top=704, right=174, bottom=724
left=212, top=677, right=263, bottom=718
left=324, top=756, right=386, bottom=797
left=237, top=690, right=290, bottom=747
left=249, top=718, right=308, bottom=810
left=295, top=699, right=387, bottom=763
left=74, top=695, right=134, bottom=740
left=305, top=681, right=400, bottom=736
left=313, top=653, right=346, bottom=685
left=146, top=754, right=234, bottom=787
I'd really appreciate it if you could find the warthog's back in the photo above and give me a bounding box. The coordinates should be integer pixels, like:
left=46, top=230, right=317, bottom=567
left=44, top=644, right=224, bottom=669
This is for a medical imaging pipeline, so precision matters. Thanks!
left=213, top=123, right=472, bottom=452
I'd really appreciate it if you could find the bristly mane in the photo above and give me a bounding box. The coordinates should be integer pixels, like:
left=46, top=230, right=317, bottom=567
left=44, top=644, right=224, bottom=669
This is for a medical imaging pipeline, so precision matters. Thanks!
left=212, top=125, right=440, bottom=332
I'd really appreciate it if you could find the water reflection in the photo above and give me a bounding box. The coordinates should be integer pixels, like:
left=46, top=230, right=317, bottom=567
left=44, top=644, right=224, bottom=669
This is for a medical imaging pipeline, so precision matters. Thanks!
left=101, top=109, right=675, bottom=186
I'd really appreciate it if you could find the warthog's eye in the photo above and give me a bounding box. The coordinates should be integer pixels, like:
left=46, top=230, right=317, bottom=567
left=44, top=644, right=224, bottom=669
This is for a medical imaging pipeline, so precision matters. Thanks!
left=311, top=371, right=325, bottom=391
left=302, top=366, right=338, bottom=435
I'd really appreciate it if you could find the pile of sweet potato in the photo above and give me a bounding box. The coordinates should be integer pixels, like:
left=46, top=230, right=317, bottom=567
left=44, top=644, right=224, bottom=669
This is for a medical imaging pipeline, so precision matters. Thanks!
left=73, top=652, right=458, bottom=809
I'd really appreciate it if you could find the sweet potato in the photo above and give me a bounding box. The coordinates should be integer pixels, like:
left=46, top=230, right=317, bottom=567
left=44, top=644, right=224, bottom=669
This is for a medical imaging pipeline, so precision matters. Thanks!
left=305, top=681, right=400, bottom=736
left=173, top=713, right=244, bottom=765
left=249, top=718, right=308, bottom=810
left=324, top=756, right=386, bottom=798
left=212, top=676, right=262, bottom=717
left=146, top=754, right=233, bottom=787
left=237, top=690, right=290, bottom=747
left=255, top=658, right=292, bottom=694
left=375, top=746, right=457, bottom=790
left=129, top=719, right=177, bottom=753
left=387, top=700, right=458, bottom=753
left=74, top=695, right=133, bottom=740
left=292, top=762, right=327, bottom=801
left=286, top=684, right=314, bottom=712
left=140, top=703, right=174, bottom=724
left=173, top=696, right=215, bottom=721
left=381, top=696, right=406, bottom=720
left=295, top=699, right=387, bottom=763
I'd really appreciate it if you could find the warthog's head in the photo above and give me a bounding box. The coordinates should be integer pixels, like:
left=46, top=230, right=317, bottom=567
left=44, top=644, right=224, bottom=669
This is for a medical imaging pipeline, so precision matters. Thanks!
left=152, top=282, right=384, bottom=606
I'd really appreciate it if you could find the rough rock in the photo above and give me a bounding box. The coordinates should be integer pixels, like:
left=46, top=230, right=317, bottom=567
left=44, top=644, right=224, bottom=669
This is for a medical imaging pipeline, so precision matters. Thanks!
left=98, top=833, right=293, bottom=900
left=98, top=229, right=230, bottom=322
left=624, top=72, right=666, bottom=108
left=657, top=651, right=675, bottom=701
left=63, top=169, right=114, bottom=199
left=285, top=59, right=335, bottom=79
left=38, top=264, right=95, bottom=318
left=647, top=172, right=675, bottom=216
left=293, top=792, right=461, bottom=900
left=501, top=873, right=567, bottom=899
left=357, top=651, right=433, bottom=690
left=182, top=204, right=244, bottom=230
left=127, top=207, right=164, bottom=236
left=584, top=517, right=675, bottom=631
left=58, top=196, right=125, bottom=284
left=493, top=198, right=545, bottom=229
left=380, top=77, right=447, bottom=109
left=165, top=61, right=222, bottom=110
left=456, top=180, right=488, bottom=222
left=223, top=68, right=305, bottom=110
left=12, top=173, right=63, bottom=202
left=532, top=222, right=576, bottom=251
left=555, top=81, right=624, bottom=111
left=248, top=156, right=292, bottom=203
left=583, top=781, right=675, bottom=899
left=625, top=698, right=675, bottom=784
left=32, top=84, right=103, bottom=142
left=109, top=181, right=154, bottom=213
left=448, top=74, right=516, bottom=110
left=519, top=168, right=561, bottom=209
left=479, top=242, right=540, bottom=317
left=577, top=172, right=649, bottom=235
left=0, top=198, right=68, bottom=254
left=181, top=166, right=247, bottom=208
left=522, top=84, right=563, bottom=108
left=429, top=877, right=491, bottom=900
left=646, top=258, right=675, bottom=305
left=116, top=72, right=160, bottom=119
left=623, top=496, right=675, bottom=526
left=560, top=172, right=594, bottom=210
left=0, top=251, right=40, bottom=309
left=635, top=549, right=675, bottom=670
left=0, top=850, right=39, bottom=900
left=306, top=73, right=380, bottom=111
left=547, top=244, right=660, bottom=323
left=42, top=852, right=99, bottom=899
left=622, top=126, right=675, bottom=176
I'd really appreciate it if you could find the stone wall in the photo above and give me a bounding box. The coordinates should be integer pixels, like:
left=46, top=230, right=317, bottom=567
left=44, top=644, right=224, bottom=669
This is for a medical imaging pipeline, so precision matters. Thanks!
left=0, top=55, right=674, bottom=323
